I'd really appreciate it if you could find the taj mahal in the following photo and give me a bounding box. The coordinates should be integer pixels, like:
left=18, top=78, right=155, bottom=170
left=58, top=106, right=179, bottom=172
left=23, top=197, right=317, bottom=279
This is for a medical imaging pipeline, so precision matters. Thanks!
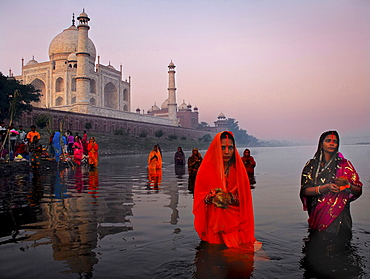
left=15, top=10, right=200, bottom=129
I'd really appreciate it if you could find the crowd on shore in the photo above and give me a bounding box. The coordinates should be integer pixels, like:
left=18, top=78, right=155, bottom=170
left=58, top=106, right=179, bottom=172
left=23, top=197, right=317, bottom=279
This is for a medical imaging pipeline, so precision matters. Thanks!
left=0, top=121, right=99, bottom=169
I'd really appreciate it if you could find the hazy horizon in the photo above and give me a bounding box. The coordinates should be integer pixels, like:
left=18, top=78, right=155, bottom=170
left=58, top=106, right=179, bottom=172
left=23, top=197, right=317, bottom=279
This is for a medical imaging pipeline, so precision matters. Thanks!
left=1, top=0, right=369, bottom=143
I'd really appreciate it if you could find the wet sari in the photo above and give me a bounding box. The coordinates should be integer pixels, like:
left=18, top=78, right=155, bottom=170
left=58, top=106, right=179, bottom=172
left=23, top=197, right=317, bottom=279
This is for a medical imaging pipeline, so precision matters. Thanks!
left=193, top=131, right=259, bottom=250
left=73, top=139, right=83, bottom=166
left=148, top=149, right=162, bottom=170
left=87, top=141, right=99, bottom=167
left=52, top=132, right=62, bottom=163
left=300, top=152, right=362, bottom=234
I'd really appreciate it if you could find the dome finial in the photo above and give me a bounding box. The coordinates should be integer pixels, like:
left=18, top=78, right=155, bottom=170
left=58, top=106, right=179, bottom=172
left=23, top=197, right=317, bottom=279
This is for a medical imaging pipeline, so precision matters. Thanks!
left=72, top=13, right=75, bottom=26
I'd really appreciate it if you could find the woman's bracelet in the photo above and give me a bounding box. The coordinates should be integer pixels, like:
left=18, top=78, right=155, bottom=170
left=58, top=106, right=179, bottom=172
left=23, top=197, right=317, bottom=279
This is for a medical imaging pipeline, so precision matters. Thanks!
left=315, top=186, right=321, bottom=195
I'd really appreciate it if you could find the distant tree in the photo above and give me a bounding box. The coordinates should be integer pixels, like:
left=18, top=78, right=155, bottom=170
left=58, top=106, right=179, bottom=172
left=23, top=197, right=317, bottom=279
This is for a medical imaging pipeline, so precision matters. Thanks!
left=0, top=72, right=41, bottom=121
left=139, top=130, right=147, bottom=138
left=168, top=134, right=178, bottom=140
left=201, top=134, right=212, bottom=142
left=33, top=113, right=51, bottom=129
left=155, top=129, right=164, bottom=138
left=113, top=128, right=125, bottom=135
left=227, top=118, right=260, bottom=146
left=84, top=122, right=92, bottom=131
left=198, top=121, right=210, bottom=129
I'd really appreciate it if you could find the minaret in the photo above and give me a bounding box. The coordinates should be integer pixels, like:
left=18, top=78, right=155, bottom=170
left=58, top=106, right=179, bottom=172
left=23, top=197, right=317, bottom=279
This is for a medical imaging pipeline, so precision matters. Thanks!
left=167, top=61, right=177, bottom=126
left=75, top=9, right=91, bottom=112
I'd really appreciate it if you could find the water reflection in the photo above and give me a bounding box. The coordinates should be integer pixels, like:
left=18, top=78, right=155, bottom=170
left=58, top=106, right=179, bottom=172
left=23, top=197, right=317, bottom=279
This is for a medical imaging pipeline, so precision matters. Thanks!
left=147, top=168, right=162, bottom=190
left=164, top=172, right=181, bottom=225
left=52, top=169, right=68, bottom=200
left=195, top=241, right=255, bottom=278
left=0, top=145, right=369, bottom=278
left=175, top=164, right=185, bottom=178
left=300, top=231, right=365, bottom=278
left=0, top=173, right=40, bottom=240
left=88, top=168, right=99, bottom=201
left=0, top=165, right=137, bottom=277
left=74, top=166, right=84, bottom=193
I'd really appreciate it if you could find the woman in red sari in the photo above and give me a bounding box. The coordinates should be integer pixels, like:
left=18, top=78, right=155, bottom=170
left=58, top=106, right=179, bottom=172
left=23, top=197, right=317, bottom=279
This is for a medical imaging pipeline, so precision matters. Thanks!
left=300, top=131, right=362, bottom=237
left=87, top=137, right=99, bottom=168
left=193, top=131, right=260, bottom=250
left=241, top=148, right=256, bottom=185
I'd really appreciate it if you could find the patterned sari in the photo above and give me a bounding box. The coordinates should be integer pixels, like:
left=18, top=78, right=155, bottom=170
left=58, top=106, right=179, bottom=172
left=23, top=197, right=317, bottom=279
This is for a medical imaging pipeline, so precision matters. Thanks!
left=300, top=151, right=362, bottom=234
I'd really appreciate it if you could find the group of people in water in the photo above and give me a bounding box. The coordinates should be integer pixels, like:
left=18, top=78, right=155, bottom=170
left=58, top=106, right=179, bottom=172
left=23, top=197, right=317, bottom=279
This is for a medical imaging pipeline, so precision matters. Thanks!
left=172, top=144, right=256, bottom=193
left=3, top=122, right=364, bottom=253
left=147, top=130, right=363, bottom=253
left=0, top=122, right=99, bottom=169
left=55, top=130, right=99, bottom=169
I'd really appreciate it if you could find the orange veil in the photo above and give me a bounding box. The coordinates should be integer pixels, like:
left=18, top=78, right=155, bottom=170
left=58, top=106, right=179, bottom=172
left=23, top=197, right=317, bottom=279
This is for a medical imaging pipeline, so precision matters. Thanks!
left=148, top=149, right=162, bottom=170
left=192, top=131, right=258, bottom=249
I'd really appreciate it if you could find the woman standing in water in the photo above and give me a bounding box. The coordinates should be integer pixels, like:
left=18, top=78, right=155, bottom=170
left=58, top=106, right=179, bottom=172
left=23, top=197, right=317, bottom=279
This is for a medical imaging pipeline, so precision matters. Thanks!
left=174, top=146, right=185, bottom=177
left=52, top=131, right=62, bottom=164
left=148, top=145, right=162, bottom=170
left=193, top=131, right=260, bottom=250
left=241, top=148, right=256, bottom=185
left=73, top=136, right=83, bottom=166
left=87, top=137, right=99, bottom=168
left=300, top=131, right=362, bottom=237
left=29, top=135, right=42, bottom=169
left=187, top=148, right=202, bottom=193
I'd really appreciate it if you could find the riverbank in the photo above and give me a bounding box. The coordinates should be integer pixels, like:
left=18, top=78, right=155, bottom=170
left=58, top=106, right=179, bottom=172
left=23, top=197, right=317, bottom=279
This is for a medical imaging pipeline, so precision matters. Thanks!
left=95, top=133, right=211, bottom=155
left=0, top=131, right=211, bottom=175
left=35, top=130, right=212, bottom=155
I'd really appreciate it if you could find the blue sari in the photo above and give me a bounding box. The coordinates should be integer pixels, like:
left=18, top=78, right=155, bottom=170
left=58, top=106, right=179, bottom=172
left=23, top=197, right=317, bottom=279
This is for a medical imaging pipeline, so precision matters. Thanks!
left=52, top=132, right=62, bottom=163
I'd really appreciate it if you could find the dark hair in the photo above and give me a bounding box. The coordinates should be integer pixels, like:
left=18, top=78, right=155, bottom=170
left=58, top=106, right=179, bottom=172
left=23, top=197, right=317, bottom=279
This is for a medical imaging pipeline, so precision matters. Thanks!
left=220, top=131, right=235, bottom=143
left=220, top=131, right=236, bottom=165
left=30, top=125, right=36, bottom=129
left=315, top=130, right=340, bottom=157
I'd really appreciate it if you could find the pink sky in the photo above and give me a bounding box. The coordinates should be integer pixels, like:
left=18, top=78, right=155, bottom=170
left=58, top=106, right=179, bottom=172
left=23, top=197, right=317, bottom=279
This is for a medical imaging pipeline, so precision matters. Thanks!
left=1, top=0, right=369, bottom=143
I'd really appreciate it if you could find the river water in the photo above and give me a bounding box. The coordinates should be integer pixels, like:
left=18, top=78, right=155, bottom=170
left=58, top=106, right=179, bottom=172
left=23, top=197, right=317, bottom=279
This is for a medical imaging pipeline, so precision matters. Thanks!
left=0, top=145, right=369, bottom=278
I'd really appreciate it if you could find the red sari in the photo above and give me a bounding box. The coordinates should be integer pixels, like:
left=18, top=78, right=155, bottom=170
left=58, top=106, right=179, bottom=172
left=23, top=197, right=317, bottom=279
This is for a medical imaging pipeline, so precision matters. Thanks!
left=193, top=131, right=260, bottom=250
left=88, top=142, right=99, bottom=167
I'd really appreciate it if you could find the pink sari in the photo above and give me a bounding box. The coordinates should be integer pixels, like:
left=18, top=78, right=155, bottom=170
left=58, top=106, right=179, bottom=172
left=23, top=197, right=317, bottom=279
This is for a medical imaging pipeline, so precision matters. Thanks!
left=73, top=140, right=83, bottom=166
left=301, top=152, right=362, bottom=232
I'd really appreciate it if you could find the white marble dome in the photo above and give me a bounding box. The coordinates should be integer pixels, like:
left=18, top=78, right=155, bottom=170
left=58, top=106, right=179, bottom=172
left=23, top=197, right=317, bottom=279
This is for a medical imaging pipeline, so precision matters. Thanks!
left=26, top=58, right=38, bottom=66
left=161, top=98, right=169, bottom=109
left=148, top=103, right=160, bottom=112
left=48, top=25, right=96, bottom=63
left=67, top=52, right=77, bottom=62
left=178, top=100, right=188, bottom=110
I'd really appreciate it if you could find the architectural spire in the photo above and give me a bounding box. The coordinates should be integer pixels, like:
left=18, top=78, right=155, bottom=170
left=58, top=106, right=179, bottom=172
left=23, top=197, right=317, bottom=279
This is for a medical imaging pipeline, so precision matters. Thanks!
left=77, top=9, right=90, bottom=27
left=75, top=8, right=91, bottom=110
left=167, top=61, right=177, bottom=125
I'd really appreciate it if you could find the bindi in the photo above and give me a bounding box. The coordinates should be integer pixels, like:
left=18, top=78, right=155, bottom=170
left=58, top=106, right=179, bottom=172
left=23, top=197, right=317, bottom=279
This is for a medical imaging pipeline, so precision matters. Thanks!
left=225, top=134, right=230, bottom=149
